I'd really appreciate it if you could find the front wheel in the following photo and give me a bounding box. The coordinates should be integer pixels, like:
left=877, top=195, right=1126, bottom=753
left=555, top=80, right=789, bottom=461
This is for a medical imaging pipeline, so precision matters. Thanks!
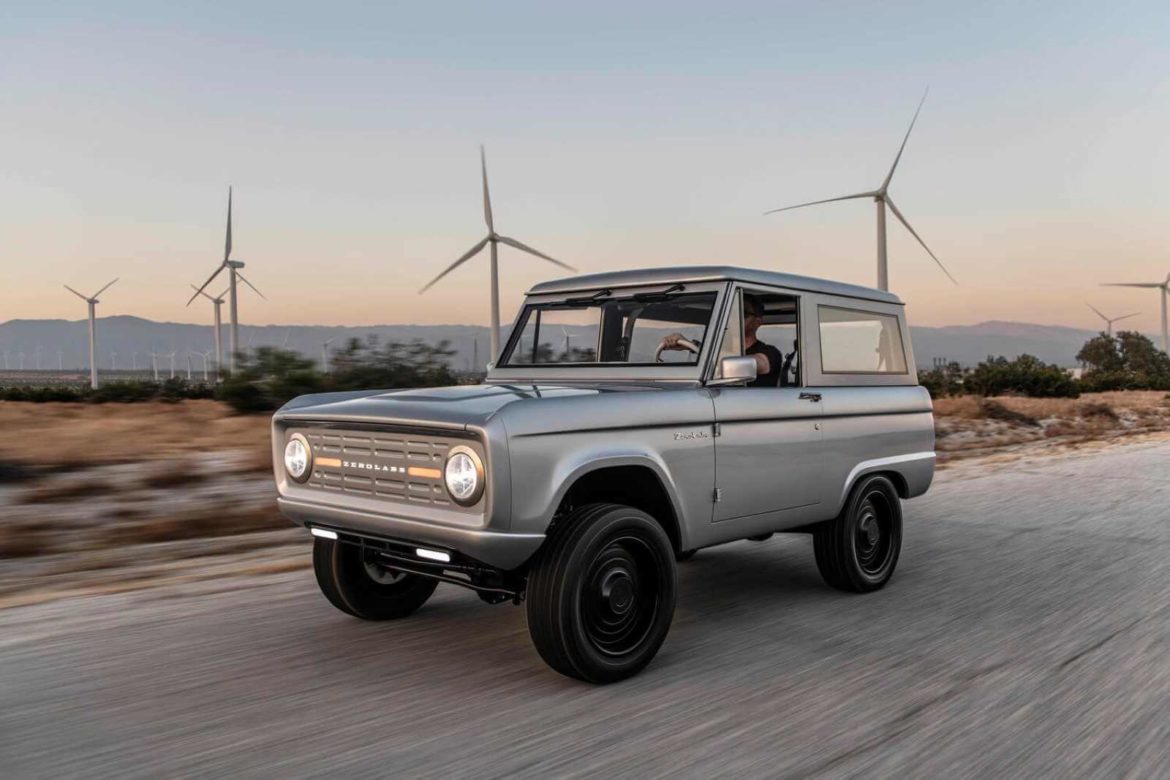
left=313, top=538, right=439, bottom=620
left=526, top=504, right=677, bottom=684
left=814, top=475, right=902, bottom=593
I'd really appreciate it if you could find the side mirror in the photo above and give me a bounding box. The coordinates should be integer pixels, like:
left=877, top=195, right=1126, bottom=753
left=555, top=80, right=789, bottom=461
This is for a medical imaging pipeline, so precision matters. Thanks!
left=708, top=355, right=757, bottom=387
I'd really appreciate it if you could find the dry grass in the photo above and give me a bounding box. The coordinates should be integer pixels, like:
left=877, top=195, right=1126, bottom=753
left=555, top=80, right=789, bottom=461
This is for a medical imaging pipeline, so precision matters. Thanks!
left=934, top=391, right=1170, bottom=462
left=0, top=400, right=270, bottom=469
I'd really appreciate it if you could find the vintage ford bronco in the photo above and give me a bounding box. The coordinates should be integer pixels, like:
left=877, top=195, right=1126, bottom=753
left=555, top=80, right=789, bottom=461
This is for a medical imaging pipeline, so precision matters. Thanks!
left=273, top=266, right=934, bottom=683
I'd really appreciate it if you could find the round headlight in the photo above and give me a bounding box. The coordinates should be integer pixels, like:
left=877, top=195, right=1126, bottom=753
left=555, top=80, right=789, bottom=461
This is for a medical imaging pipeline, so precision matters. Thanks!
left=444, top=446, right=484, bottom=506
left=284, top=433, right=312, bottom=482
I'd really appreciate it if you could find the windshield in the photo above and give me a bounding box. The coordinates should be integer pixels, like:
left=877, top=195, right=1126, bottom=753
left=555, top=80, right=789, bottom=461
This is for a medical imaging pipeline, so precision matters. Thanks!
left=500, top=290, right=718, bottom=366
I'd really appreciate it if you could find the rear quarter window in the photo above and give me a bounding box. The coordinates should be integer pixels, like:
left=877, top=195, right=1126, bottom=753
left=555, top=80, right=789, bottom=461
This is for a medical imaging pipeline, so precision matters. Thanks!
left=818, top=305, right=907, bottom=374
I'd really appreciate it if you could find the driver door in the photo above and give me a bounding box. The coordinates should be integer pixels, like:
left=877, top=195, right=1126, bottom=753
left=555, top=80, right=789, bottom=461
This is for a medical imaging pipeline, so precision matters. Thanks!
left=710, top=287, right=824, bottom=529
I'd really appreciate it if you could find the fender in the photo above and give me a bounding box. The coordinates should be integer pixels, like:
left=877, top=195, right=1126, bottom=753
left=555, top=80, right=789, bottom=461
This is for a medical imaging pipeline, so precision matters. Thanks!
left=531, top=448, right=692, bottom=550
left=834, top=451, right=936, bottom=513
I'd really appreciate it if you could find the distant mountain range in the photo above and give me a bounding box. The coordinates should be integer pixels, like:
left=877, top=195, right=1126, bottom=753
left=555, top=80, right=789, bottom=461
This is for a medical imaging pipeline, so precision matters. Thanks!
left=0, top=315, right=1124, bottom=371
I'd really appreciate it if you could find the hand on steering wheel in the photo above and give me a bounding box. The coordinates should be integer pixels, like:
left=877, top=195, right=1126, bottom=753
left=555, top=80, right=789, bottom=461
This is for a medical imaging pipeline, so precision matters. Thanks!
left=654, top=333, right=701, bottom=363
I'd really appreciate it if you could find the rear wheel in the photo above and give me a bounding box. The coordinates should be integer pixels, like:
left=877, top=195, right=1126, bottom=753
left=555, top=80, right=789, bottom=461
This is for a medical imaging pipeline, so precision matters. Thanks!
left=526, top=503, right=677, bottom=684
left=814, top=475, right=902, bottom=593
left=313, top=538, right=438, bottom=620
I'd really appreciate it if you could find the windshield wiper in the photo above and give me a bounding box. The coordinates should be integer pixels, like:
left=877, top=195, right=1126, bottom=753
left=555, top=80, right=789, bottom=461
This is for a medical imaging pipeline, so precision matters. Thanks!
left=633, top=283, right=686, bottom=302
left=565, top=288, right=613, bottom=305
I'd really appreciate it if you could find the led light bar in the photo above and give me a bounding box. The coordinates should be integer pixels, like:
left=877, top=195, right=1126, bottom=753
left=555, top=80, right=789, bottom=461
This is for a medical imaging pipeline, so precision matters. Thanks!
left=416, top=547, right=451, bottom=563
left=310, top=527, right=339, bottom=540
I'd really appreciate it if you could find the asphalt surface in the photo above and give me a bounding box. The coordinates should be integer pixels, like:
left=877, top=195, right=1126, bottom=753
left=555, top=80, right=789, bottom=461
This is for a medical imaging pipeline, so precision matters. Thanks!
left=2, top=442, right=1168, bottom=778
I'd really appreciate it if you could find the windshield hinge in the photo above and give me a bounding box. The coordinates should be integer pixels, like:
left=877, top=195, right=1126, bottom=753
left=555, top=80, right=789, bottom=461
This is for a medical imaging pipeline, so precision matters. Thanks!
left=712, top=422, right=721, bottom=437
left=713, top=488, right=723, bottom=503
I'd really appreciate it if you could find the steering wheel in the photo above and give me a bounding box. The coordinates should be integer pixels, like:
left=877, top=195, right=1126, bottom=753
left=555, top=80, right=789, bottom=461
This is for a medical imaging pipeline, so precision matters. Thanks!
left=654, top=336, right=701, bottom=363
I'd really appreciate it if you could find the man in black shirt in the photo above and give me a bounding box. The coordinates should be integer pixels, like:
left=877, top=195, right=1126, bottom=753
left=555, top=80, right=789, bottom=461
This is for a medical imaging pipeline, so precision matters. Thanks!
left=743, top=295, right=784, bottom=387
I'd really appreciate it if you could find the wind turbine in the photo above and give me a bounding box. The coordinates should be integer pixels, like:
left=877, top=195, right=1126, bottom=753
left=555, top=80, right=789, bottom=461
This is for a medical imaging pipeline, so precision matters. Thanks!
left=187, top=188, right=266, bottom=373
left=167, top=351, right=177, bottom=379
left=1102, top=273, right=1170, bottom=353
left=321, top=337, right=336, bottom=371
left=64, top=277, right=118, bottom=389
left=149, top=352, right=160, bottom=381
left=1086, top=303, right=1140, bottom=337
left=193, top=350, right=212, bottom=381
left=190, top=284, right=229, bottom=379
left=419, top=146, right=576, bottom=363
left=561, top=327, right=572, bottom=358
left=110, top=351, right=117, bottom=371
left=764, top=90, right=957, bottom=292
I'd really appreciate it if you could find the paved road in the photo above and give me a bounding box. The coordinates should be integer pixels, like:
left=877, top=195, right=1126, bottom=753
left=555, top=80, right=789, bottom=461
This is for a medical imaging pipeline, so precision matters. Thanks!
left=2, top=442, right=1168, bottom=778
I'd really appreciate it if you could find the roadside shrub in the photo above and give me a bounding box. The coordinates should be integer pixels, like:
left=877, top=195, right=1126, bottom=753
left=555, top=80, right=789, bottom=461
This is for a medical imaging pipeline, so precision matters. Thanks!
left=214, top=340, right=460, bottom=413
left=0, top=379, right=214, bottom=404
left=917, top=361, right=965, bottom=398
left=965, top=355, right=1079, bottom=398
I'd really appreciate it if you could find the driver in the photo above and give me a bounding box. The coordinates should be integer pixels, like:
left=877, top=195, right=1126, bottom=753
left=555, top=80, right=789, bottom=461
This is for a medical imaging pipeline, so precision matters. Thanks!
left=742, top=295, right=783, bottom=387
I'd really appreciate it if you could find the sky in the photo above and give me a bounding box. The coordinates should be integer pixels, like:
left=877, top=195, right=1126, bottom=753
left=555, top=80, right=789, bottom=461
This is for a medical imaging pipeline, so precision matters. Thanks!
left=2, top=0, right=1170, bottom=333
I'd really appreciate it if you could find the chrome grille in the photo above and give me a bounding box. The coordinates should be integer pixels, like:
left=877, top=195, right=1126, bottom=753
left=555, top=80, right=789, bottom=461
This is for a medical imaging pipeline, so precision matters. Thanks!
left=295, top=427, right=466, bottom=509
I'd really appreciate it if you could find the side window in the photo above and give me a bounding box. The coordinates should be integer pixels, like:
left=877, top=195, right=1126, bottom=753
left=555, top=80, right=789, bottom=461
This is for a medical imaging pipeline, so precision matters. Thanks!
left=712, top=289, right=743, bottom=378
left=818, top=306, right=907, bottom=374
left=713, top=288, right=802, bottom=386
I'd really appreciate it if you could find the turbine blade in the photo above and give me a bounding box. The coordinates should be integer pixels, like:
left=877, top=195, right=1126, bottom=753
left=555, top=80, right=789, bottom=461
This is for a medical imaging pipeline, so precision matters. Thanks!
left=884, top=196, right=958, bottom=285
left=64, top=284, right=88, bottom=301
left=419, top=236, right=491, bottom=293
left=1114, top=312, right=1141, bottom=322
left=496, top=235, right=576, bottom=272
left=882, top=87, right=929, bottom=191
left=481, top=146, right=494, bottom=233
left=225, top=186, right=233, bottom=262
left=190, top=283, right=216, bottom=302
left=93, top=277, right=119, bottom=299
left=764, top=191, right=877, bottom=215
left=1086, top=303, right=1108, bottom=321
left=187, top=264, right=228, bottom=305
left=236, top=271, right=267, bottom=300
left=1101, top=283, right=1164, bottom=288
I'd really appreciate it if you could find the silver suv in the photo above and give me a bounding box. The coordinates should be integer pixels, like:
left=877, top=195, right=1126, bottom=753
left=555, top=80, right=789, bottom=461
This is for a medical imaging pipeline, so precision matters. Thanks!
left=273, top=266, right=935, bottom=683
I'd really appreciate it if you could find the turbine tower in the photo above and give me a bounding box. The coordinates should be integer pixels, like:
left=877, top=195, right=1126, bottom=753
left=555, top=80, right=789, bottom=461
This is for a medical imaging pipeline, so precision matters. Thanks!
left=419, top=146, right=576, bottom=363
left=64, top=277, right=118, bottom=389
left=321, top=337, right=336, bottom=371
left=1103, top=273, right=1170, bottom=353
left=764, top=90, right=957, bottom=291
left=190, top=284, right=229, bottom=379
left=1086, top=303, right=1139, bottom=337
left=187, top=188, right=266, bottom=373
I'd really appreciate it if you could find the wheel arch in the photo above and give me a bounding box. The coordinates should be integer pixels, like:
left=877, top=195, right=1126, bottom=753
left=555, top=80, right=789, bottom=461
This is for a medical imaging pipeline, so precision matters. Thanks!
left=547, top=458, right=687, bottom=554
left=833, top=452, right=935, bottom=514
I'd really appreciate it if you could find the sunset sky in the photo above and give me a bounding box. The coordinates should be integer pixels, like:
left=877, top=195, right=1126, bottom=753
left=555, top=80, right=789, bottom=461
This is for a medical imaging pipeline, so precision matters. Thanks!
left=3, top=1, right=1169, bottom=333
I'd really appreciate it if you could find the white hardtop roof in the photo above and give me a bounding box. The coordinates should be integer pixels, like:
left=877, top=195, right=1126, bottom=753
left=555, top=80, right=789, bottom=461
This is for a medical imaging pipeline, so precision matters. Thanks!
left=527, top=265, right=903, bottom=305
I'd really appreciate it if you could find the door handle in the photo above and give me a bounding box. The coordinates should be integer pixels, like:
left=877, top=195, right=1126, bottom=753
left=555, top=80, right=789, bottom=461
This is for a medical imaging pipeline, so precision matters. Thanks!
left=799, top=392, right=822, bottom=402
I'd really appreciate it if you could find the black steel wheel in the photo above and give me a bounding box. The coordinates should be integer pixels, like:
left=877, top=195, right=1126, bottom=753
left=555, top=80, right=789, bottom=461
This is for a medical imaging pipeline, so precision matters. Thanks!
left=814, top=475, right=902, bottom=593
left=313, top=538, right=438, bottom=620
left=526, top=503, right=676, bottom=684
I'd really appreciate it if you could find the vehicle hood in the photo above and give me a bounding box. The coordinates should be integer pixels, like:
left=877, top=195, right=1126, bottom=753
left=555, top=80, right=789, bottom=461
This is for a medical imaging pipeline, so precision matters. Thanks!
left=274, top=383, right=654, bottom=431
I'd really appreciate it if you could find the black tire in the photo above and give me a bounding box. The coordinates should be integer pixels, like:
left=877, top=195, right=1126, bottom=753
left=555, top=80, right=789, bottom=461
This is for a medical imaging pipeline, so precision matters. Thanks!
left=814, top=475, right=902, bottom=593
left=675, top=549, right=697, bottom=562
left=526, top=503, right=677, bottom=684
left=313, top=538, right=439, bottom=620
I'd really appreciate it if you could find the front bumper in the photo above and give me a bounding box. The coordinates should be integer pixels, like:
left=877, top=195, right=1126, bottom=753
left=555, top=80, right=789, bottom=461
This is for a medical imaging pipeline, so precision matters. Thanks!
left=277, top=496, right=544, bottom=571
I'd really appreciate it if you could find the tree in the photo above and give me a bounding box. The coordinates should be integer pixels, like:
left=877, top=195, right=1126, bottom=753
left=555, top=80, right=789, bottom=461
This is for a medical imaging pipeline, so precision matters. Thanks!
left=1077, top=330, right=1170, bottom=391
